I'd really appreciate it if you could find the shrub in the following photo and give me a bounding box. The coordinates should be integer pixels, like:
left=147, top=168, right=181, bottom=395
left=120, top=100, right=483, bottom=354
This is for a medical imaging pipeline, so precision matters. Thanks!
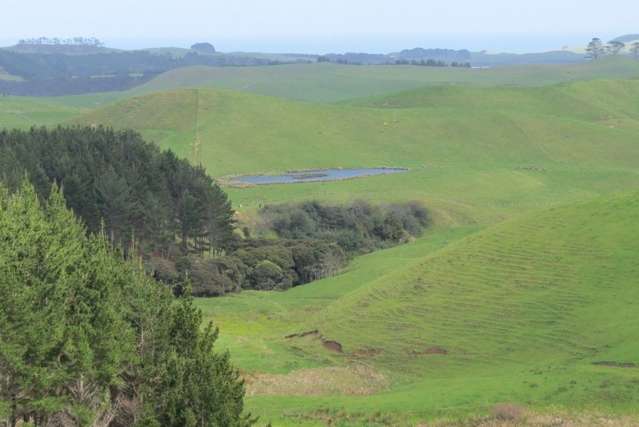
left=261, top=200, right=430, bottom=254
left=251, top=260, right=290, bottom=290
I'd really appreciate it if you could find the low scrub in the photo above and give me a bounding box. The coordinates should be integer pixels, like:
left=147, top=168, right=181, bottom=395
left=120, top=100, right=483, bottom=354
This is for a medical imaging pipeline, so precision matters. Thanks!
left=261, top=200, right=430, bottom=254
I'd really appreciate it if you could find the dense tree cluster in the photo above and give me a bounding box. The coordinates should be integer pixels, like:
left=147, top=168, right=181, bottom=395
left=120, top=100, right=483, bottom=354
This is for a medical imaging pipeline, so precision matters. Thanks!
left=0, top=183, right=252, bottom=426
left=191, top=43, right=217, bottom=54
left=261, top=200, right=430, bottom=253
left=151, top=200, right=429, bottom=296
left=586, top=37, right=639, bottom=60
left=0, top=127, right=235, bottom=256
left=152, top=238, right=348, bottom=296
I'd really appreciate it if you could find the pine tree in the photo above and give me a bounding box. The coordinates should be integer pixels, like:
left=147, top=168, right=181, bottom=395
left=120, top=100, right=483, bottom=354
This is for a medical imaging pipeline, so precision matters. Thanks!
left=0, top=183, right=251, bottom=426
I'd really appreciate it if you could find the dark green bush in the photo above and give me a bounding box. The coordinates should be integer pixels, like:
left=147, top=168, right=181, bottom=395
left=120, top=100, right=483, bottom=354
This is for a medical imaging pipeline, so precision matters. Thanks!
left=261, top=200, right=430, bottom=254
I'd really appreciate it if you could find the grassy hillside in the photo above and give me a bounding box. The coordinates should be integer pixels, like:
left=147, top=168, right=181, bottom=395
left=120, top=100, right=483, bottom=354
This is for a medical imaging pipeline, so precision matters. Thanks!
left=5, top=68, right=639, bottom=424
left=133, top=57, right=639, bottom=102
left=75, top=79, right=639, bottom=424
left=75, top=79, right=639, bottom=225
left=0, top=96, right=84, bottom=128
left=197, top=193, right=639, bottom=425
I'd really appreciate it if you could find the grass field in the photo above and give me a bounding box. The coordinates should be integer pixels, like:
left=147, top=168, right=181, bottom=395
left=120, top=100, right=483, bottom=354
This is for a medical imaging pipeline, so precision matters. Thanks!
left=197, top=193, right=639, bottom=425
left=9, top=55, right=638, bottom=110
left=3, top=60, right=639, bottom=425
left=132, top=57, right=639, bottom=102
left=0, top=96, right=85, bottom=128
left=74, top=79, right=639, bottom=225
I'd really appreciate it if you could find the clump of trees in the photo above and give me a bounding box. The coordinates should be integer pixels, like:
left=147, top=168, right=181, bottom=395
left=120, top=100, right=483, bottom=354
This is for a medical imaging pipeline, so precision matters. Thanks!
left=317, top=55, right=470, bottom=67
left=191, top=42, right=217, bottom=54
left=261, top=200, right=430, bottom=253
left=0, top=182, right=252, bottom=426
left=392, top=59, right=471, bottom=68
left=586, top=37, right=639, bottom=60
left=153, top=200, right=429, bottom=296
left=154, top=239, right=349, bottom=296
left=0, top=126, right=235, bottom=256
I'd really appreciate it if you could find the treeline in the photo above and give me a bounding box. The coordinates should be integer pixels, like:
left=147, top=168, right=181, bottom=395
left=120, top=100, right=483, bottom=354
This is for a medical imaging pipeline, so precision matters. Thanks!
left=164, top=201, right=430, bottom=296
left=586, top=37, right=639, bottom=59
left=316, top=48, right=472, bottom=66
left=0, top=183, right=252, bottom=426
left=0, top=127, right=235, bottom=256
left=391, top=59, right=471, bottom=67
left=317, top=54, right=471, bottom=67
left=17, top=37, right=104, bottom=46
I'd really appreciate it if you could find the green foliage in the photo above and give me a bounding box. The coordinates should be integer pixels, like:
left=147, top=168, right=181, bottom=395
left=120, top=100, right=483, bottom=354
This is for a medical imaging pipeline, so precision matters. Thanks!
left=162, top=200, right=428, bottom=297
left=0, top=126, right=235, bottom=256
left=168, top=239, right=348, bottom=296
left=139, top=293, right=253, bottom=427
left=261, top=200, right=430, bottom=253
left=198, top=194, right=639, bottom=425
left=0, top=183, right=250, bottom=426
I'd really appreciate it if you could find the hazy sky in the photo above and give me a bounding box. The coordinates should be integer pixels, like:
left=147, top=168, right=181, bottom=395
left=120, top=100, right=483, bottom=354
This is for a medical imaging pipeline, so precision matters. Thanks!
left=1, top=0, right=637, bottom=52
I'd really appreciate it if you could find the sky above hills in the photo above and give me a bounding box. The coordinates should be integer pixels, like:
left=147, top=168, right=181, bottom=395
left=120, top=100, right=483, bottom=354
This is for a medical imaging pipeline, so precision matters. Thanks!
left=1, top=0, right=636, bottom=53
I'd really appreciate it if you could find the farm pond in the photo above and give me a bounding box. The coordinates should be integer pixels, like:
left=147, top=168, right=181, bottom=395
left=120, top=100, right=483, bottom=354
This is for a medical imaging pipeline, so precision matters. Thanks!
left=229, top=167, right=408, bottom=185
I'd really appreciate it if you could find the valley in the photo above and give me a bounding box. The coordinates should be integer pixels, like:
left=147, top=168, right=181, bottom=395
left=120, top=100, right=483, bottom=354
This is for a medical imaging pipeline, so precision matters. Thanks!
left=1, top=53, right=639, bottom=426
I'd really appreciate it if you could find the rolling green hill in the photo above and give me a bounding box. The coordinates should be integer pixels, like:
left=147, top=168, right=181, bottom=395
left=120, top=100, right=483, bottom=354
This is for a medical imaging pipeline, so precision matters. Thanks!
left=72, top=77, right=639, bottom=424
left=0, top=96, right=85, bottom=128
left=132, top=57, right=639, bottom=102
left=4, top=66, right=639, bottom=424
left=75, top=79, right=639, bottom=225
left=197, top=193, right=639, bottom=425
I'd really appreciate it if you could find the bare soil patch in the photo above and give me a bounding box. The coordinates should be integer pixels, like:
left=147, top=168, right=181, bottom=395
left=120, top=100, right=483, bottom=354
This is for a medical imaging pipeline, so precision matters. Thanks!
left=411, top=346, right=449, bottom=356
left=285, top=329, right=344, bottom=353
left=323, top=340, right=344, bottom=353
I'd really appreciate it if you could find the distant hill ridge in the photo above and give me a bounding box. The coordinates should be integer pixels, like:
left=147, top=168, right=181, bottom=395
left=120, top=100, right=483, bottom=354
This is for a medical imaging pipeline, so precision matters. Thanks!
left=613, top=34, right=639, bottom=43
